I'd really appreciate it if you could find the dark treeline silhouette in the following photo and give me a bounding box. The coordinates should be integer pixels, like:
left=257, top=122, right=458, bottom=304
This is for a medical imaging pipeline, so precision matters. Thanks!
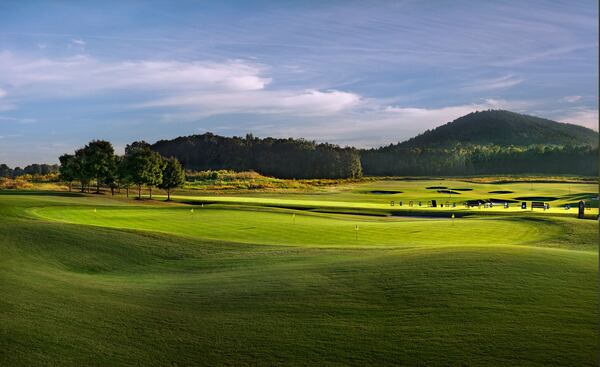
left=361, top=144, right=598, bottom=176
left=151, top=133, right=363, bottom=179
left=0, top=163, right=59, bottom=178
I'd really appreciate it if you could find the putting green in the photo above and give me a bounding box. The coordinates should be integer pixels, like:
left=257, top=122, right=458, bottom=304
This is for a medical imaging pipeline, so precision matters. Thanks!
left=32, top=205, right=563, bottom=249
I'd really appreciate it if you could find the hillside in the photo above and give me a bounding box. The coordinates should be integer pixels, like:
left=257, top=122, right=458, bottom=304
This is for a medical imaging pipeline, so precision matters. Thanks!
left=148, top=110, right=598, bottom=177
left=399, top=110, right=598, bottom=147
left=151, top=133, right=362, bottom=179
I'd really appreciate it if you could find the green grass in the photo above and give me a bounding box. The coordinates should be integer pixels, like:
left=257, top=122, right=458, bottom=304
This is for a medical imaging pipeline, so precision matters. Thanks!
left=161, top=178, right=600, bottom=216
left=0, top=179, right=598, bottom=366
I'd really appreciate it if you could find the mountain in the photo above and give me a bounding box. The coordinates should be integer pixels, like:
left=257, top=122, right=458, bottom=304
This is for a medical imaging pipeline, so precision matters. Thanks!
left=398, top=110, right=598, bottom=147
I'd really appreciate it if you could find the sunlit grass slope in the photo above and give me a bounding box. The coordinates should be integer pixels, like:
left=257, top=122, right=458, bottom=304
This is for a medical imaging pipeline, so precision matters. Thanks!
left=165, top=179, right=599, bottom=217
left=1, top=191, right=598, bottom=366
left=33, top=205, right=584, bottom=250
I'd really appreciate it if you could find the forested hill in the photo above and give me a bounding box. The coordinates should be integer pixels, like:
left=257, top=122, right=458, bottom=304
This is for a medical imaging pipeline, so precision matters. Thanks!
left=399, top=110, right=598, bottom=147
left=149, top=110, right=598, bottom=178
left=360, top=109, right=598, bottom=176
left=150, top=133, right=362, bottom=179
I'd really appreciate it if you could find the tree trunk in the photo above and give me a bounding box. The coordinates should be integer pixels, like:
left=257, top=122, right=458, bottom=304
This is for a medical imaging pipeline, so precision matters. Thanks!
left=110, top=186, right=114, bottom=196
left=96, top=177, right=101, bottom=194
left=167, top=188, right=171, bottom=201
left=138, top=184, right=142, bottom=199
left=149, top=186, right=152, bottom=200
left=126, top=186, right=129, bottom=198
left=80, top=181, right=85, bottom=193
left=68, top=182, right=72, bottom=192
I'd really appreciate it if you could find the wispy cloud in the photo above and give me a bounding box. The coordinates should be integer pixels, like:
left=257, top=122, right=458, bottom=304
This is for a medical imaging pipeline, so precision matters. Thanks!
left=137, top=89, right=361, bottom=117
left=558, top=108, right=598, bottom=130
left=561, top=95, right=582, bottom=103
left=0, top=116, right=37, bottom=124
left=0, top=51, right=359, bottom=117
left=0, top=52, right=270, bottom=96
left=240, top=98, right=533, bottom=148
left=71, top=38, right=86, bottom=46
left=462, top=75, right=524, bottom=92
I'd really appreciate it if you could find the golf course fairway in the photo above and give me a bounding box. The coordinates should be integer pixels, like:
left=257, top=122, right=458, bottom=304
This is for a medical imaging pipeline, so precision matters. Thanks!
left=1, top=191, right=598, bottom=366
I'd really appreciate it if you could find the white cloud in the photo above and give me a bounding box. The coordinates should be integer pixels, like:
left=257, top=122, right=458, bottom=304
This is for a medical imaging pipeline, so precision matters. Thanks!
left=462, top=75, right=523, bottom=92
left=242, top=99, right=533, bottom=147
left=71, top=39, right=86, bottom=46
left=136, top=89, right=361, bottom=116
left=561, top=95, right=582, bottom=103
left=558, top=108, right=598, bottom=130
left=0, top=52, right=271, bottom=97
left=0, top=51, right=360, bottom=117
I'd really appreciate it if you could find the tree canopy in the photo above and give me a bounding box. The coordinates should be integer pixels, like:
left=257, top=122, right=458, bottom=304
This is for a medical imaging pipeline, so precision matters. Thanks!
left=159, top=157, right=186, bottom=200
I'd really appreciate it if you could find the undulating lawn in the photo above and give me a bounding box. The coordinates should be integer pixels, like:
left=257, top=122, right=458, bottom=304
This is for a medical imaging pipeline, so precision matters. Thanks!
left=0, top=181, right=598, bottom=366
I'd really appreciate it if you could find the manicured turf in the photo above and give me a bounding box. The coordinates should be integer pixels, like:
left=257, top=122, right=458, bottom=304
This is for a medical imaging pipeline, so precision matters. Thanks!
left=0, top=180, right=598, bottom=366
left=164, top=178, right=599, bottom=217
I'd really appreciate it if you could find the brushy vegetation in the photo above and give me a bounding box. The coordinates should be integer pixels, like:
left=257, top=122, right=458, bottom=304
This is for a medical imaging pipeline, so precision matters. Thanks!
left=185, top=169, right=364, bottom=191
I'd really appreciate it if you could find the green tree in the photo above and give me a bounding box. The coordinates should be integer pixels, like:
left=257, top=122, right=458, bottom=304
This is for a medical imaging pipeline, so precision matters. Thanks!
left=158, top=157, right=185, bottom=200
left=82, top=140, right=115, bottom=194
left=124, top=141, right=165, bottom=199
left=74, top=148, right=91, bottom=192
left=58, top=154, right=76, bottom=192
left=115, top=155, right=131, bottom=197
left=0, top=164, right=12, bottom=178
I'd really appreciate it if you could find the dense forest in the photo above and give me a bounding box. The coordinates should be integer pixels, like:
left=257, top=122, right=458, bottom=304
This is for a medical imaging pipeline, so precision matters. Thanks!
left=400, top=110, right=598, bottom=147
left=361, top=144, right=598, bottom=176
left=151, top=133, right=363, bottom=179
left=150, top=110, right=598, bottom=178
left=361, top=110, right=598, bottom=176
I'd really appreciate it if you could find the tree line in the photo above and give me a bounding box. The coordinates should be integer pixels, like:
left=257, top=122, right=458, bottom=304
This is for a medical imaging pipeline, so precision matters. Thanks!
left=0, top=163, right=59, bottom=178
left=360, top=144, right=599, bottom=176
left=58, top=140, right=185, bottom=200
left=151, top=133, right=363, bottom=179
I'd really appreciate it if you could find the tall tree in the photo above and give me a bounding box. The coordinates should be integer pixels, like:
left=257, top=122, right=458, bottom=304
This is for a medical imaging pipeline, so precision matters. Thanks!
left=115, top=155, right=130, bottom=197
left=124, top=141, right=165, bottom=199
left=145, top=151, right=165, bottom=199
left=158, top=157, right=185, bottom=200
left=83, top=140, right=115, bottom=194
left=73, top=148, right=91, bottom=192
left=58, top=154, right=76, bottom=192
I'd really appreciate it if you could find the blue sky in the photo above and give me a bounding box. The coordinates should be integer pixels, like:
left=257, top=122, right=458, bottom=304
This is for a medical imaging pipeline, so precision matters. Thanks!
left=0, top=0, right=597, bottom=166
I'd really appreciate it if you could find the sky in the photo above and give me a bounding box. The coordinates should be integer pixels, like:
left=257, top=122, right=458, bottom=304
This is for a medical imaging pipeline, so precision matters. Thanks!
left=0, top=0, right=598, bottom=166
